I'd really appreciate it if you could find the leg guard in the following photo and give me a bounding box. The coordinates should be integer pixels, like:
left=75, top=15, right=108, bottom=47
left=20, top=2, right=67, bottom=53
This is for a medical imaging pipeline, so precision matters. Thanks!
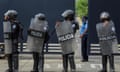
left=102, top=55, right=107, bottom=72
left=13, top=54, right=19, bottom=72
left=38, top=53, right=44, bottom=72
left=7, top=54, right=13, bottom=72
left=12, top=42, right=19, bottom=71
left=62, top=54, right=68, bottom=72
left=108, top=55, right=115, bottom=72
left=68, top=53, right=76, bottom=71
left=33, top=52, right=39, bottom=72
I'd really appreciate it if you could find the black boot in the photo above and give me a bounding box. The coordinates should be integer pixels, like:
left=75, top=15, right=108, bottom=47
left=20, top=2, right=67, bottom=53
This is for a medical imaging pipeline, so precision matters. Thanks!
left=32, top=52, right=39, bottom=72
left=68, top=53, right=76, bottom=72
left=62, top=54, right=68, bottom=72
left=6, top=54, right=13, bottom=72
left=109, top=55, right=115, bottom=72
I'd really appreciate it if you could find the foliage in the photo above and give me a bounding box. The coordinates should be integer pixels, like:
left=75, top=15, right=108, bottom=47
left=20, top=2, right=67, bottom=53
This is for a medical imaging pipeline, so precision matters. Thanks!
left=76, top=0, right=88, bottom=17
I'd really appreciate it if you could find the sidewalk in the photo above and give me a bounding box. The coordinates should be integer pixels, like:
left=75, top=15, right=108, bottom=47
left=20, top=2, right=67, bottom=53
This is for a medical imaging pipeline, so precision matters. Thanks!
left=0, top=54, right=120, bottom=72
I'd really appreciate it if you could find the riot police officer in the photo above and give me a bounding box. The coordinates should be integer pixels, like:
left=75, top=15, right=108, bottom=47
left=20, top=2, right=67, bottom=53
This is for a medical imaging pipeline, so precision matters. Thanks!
left=27, top=13, right=48, bottom=72
left=55, top=10, right=76, bottom=72
left=96, top=12, right=118, bottom=72
left=3, top=10, right=23, bottom=72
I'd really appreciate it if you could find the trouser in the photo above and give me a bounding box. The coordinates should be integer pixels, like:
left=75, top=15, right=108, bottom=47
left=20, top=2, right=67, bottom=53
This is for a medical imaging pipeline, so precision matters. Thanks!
left=32, top=52, right=39, bottom=71
left=7, top=54, right=13, bottom=72
left=32, top=52, right=44, bottom=72
left=7, top=41, right=19, bottom=72
left=81, top=34, right=88, bottom=61
left=32, top=46, right=44, bottom=72
left=62, top=53, right=76, bottom=72
left=102, top=55, right=115, bottom=72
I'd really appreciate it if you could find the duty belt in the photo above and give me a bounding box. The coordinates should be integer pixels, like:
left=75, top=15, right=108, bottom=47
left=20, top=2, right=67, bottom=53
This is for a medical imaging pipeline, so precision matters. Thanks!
left=29, top=29, right=45, bottom=38
left=4, top=32, right=12, bottom=39
left=58, top=33, right=74, bottom=42
left=99, top=35, right=116, bottom=41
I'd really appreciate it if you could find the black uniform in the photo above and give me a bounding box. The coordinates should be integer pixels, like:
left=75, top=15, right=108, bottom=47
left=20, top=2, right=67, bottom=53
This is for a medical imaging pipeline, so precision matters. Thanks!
left=4, top=20, right=23, bottom=72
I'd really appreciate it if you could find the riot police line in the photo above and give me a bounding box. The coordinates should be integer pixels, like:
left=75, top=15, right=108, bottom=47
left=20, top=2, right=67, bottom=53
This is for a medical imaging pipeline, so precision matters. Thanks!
left=1, top=9, right=119, bottom=72
left=2, top=9, right=79, bottom=72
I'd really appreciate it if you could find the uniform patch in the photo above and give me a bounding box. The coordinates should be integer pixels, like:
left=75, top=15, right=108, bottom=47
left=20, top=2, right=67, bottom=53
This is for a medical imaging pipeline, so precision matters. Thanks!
left=58, top=33, right=74, bottom=42
left=29, top=29, right=45, bottom=38
left=12, top=24, right=17, bottom=29
left=99, top=34, right=116, bottom=41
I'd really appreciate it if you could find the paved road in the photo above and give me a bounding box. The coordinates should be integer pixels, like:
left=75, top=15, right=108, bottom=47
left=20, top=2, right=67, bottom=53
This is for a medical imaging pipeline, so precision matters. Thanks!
left=0, top=55, right=120, bottom=72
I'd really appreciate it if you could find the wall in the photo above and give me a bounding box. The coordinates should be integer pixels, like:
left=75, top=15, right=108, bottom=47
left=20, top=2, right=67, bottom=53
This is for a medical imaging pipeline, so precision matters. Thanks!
left=88, top=0, right=120, bottom=44
left=0, top=0, right=75, bottom=43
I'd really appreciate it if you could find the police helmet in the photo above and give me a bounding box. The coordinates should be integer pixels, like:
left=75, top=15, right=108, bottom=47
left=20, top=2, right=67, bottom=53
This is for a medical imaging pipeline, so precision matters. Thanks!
left=4, top=10, right=18, bottom=19
left=100, top=12, right=110, bottom=19
left=62, top=9, right=74, bottom=18
left=35, top=13, right=46, bottom=20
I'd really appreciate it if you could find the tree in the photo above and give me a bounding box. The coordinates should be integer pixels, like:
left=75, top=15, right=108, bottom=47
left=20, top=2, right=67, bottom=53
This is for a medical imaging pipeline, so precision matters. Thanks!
left=76, top=0, right=88, bottom=17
